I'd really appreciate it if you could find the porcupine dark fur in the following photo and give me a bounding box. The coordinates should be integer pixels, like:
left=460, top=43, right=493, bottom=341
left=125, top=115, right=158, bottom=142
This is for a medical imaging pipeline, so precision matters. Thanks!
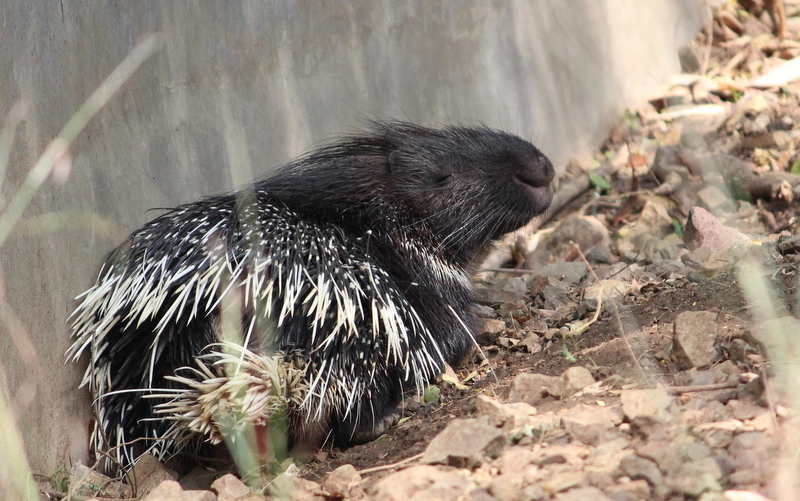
left=67, top=120, right=554, bottom=474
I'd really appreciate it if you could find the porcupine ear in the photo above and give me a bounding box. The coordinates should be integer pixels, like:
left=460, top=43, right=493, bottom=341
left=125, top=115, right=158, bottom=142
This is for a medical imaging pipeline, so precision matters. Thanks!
left=387, top=150, right=400, bottom=173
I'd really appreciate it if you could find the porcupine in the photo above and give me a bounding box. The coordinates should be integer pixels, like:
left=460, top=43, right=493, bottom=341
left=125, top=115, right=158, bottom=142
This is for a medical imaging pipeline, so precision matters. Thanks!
left=67, top=120, right=554, bottom=474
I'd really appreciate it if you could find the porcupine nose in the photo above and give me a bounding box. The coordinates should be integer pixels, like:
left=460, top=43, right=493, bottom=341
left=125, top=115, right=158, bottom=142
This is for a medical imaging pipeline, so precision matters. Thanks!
left=515, top=154, right=555, bottom=188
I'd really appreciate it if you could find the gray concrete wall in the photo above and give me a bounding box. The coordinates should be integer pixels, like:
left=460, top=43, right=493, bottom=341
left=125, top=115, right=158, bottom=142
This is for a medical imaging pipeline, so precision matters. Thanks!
left=0, top=0, right=703, bottom=479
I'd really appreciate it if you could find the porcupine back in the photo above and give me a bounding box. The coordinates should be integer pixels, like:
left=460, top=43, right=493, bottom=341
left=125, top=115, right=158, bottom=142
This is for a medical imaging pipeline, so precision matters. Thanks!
left=68, top=121, right=554, bottom=473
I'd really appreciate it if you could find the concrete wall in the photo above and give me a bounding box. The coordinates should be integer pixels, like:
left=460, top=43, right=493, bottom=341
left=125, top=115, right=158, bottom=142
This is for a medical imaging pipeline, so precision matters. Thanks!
left=0, top=0, right=703, bottom=479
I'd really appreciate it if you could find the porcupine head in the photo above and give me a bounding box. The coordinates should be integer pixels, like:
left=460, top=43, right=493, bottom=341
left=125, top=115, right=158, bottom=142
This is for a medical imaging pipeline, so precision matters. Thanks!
left=254, top=121, right=556, bottom=437
left=68, top=121, right=554, bottom=475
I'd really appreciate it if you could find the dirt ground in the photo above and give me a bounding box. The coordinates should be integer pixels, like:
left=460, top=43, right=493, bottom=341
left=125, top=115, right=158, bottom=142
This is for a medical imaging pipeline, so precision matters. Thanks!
left=302, top=267, right=790, bottom=483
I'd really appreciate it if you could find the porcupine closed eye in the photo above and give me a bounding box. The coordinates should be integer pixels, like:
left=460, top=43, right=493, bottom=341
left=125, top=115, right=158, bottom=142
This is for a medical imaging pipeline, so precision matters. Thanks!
left=67, top=120, right=554, bottom=475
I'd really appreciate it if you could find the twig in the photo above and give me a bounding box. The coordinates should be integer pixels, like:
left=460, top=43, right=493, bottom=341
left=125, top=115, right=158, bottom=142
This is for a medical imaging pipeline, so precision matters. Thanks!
left=358, top=453, right=423, bottom=475
left=481, top=267, right=539, bottom=274
left=666, top=382, right=738, bottom=394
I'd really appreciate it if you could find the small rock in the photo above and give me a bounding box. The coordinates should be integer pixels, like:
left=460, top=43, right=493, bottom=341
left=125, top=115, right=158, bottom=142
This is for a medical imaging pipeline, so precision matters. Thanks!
left=620, top=388, right=675, bottom=422
left=140, top=480, right=183, bottom=501
left=422, top=416, right=506, bottom=468
left=617, top=196, right=676, bottom=258
left=665, top=462, right=723, bottom=497
left=542, top=471, right=587, bottom=494
left=640, top=440, right=714, bottom=477
left=585, top=470, right=615, bottom=490
left=547, top=367, right=596, bottom=399
left=489, top=474, right=524, bottom=501
left=722, top=491, right=772, bottom=501
left=179, top=467, right=222, bottom=491
left=741, top=130, right=791, bottom=149
left=738, top=376, right=766, bottom=404
left=527, top=215, right=615, bottom=265
left=619, top=454, right=664, bottom=488
left=726, top=400, right=768, bottom=421
left=522, top=317, right=547, bottom=333
left=561, top=404, right=621, bottom=446
left=475, top=394, right=537, bottom=431
left=211, top=474, right=250, bottom=500
left=533, top=261, right=588, bottom=285
left=473, top=304, right=497, bottom=318
left=682, top=247, right=741, bottom=271
left=370, top=465, right=469, bottom=501
left=320, top=464, right=362, bottom=499
left=530, top=275, right=564, bottom=297
left=652, top=145, right=690, bottom=181
left=534, top=444, right=588, bottom=467
left=521, top=484, right=548, bottom=500
left=183, top=491, right=218, bottom=501
left=507, top=373, right=557, bottom=405
left=497, top=446, right=538, bottom=475
left=629, top=415, right=670, bottom=440
left=129, top=454, right=179, bottom=499
left=518, top=332, right=542, bottom=353
left=467, top=487, right=497, bottom=501
left=683, top=207, right=751, bottom=252
left=606, top=479, right=651, bottom=500
left=687, top=270, right=710, bottom=282
left=583, top=279, right=631, bottom=304
left=673, top=369, right=721, bottom=386
left=698, top=185, right=735, bottom=212
left=552, top=486, right=611, bottom=501
left=478, top=318, right=507, bottom=344
left=671, top=311, right=719, bottom=369
left=646, top=259, right=685, bottom=278
left=776, top=233, right=800, bottom=254
left=495, top=277, right=529, bottom=302
left=268, top=474, right=326, bottom=501
left=69, top=464, right=131, bottom=499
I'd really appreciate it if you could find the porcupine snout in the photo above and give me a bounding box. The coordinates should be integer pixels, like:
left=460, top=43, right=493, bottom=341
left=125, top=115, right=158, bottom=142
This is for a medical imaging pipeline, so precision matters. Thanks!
left=513, top=149, right=555, bottom=210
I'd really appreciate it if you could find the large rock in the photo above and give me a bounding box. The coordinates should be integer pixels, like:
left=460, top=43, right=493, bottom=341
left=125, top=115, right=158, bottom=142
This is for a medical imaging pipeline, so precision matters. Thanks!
left=620, top=388, right=675, bottom=422
left=683, top=206, right=751, bottom=252
left=507, top=373, right=557, bottom=405
left=370, top=465, right=470, bottom=501
left=671, top=311, right=719, bottom=369
left=422, top=416, right=506, bottom=468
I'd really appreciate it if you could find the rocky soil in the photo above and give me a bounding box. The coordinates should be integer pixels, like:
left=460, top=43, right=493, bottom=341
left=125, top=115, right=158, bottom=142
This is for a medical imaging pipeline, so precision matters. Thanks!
left=53, top=2, right=800, bottom=500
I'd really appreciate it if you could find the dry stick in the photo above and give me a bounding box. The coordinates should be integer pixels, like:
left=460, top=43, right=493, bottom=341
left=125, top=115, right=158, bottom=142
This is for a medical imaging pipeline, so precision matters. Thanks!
left=699, top=4, right=715, bottom=76
left=666, top=382, right=738, bottom=395
left=719, top=46, right=750, bottom=77
left=0, top=37, right=163, bottom=500
left=358, top=452, right=424, bottom=475
left=760, top=364, right=780, bottom=430
left=0, top=33, right=164, bottom=249
left=571, top=243, right=653, bottom=388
